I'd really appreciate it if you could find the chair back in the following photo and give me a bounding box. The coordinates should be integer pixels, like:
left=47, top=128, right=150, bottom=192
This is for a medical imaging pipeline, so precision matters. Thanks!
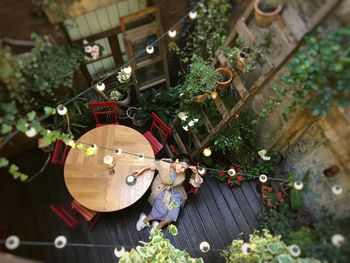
left=51, top=139, right=70, bottom=165
left=49, top=204, right=80, bottom=228
left=149, top=112, right=172, bottom=146
left=88, top=101, right=119, bottom=127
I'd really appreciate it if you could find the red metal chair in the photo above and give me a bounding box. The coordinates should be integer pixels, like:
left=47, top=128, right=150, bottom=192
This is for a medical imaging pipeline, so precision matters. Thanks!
left=88, top=101, right=119, bottom=127
left=0, top=225, right=9, bottom=251
left=50, top=201, right=100, bottom=230
left=51, top=139, right=70, bottom=165
left=143, top=112, right=172, bottom=155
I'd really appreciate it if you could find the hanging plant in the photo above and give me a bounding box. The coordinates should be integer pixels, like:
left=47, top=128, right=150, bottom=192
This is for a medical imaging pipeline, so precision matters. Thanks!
left=83, top=40, right=104, bottom=60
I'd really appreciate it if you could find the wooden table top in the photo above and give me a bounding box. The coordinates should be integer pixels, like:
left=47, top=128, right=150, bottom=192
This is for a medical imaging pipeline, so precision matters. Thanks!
left=64, top=125, right=155, bottom=212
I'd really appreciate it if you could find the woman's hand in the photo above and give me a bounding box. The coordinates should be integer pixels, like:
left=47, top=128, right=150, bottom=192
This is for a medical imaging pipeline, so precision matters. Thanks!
left=189, top=166, right=199, bottom=175
left=133, top=168, right=144, bottom=177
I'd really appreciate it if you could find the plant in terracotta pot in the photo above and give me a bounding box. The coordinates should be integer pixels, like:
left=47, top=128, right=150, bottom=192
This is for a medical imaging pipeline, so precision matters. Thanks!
left=254, top=0, right=283, bottom=28
left=215, top=67, right=233, bottom=89
left=182, top=55, right=219, bottom=105
left=112, top=66, right=132, bottom=106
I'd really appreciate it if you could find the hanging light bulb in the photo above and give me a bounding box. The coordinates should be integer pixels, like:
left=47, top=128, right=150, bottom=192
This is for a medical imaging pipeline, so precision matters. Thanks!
left=114, top=246, right=125, bottom=258
left=288, top=245, right=301, bottom=257
left=228, top=168, right=236, bottom=177
left=54, top=236, right=67, bottom=249
left=294, top=181, right=304, bottom=190
left=115, top=148, right=122, bottom=155
left=96, top=82, right=105, bottom=91
left=199, top=241, right=210, bottom=252
left=123, top=66, right=132, bottom=74
left=189, top=10, right=197, bottom=20
left=138, top=153, right=145, bottom=160
left=203, top=147, right=212, bottom=157
left=56, top=104, right=67, bottom=116
left=168, top=29, right=176, bottom=38
left=25, top=126, right=37, bottom=138
left=198, top=167, right=207, bottom=175
left=146, top=45, right=154, bottom=54
left=5, top=235, right=20, bottom=250
left=241, top=243, right=251, bottom=254
left=259, top=174, right=267, bottom=183
left=331, top=234, right=345, bottom=247
left=332, top=185, right=343, bottom=195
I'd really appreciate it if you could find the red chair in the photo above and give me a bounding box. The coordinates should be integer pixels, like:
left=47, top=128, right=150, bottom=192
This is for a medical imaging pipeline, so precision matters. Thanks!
left=50, top=201, right=100, bottom=230
left=143, top=112, right=172, bottom=155
left=0, top=225, right=9, bottom=251
left=88, top=101, right=119, bottom=127
left=51, top=139, right=70, bottom=165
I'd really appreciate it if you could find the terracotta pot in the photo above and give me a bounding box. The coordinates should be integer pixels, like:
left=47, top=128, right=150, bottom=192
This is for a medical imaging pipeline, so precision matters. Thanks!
left=215, top=67, right=233, bottom=89
left=196, top=94, right=207, bottom=103
left=254, top=0, right=282, bottom=28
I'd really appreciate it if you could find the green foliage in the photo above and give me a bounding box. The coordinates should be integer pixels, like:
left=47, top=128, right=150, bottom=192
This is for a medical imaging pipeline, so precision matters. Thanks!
left=222, top=229, right=320, bottom=263
left=119, top=226, right=203, bottom=263
left=245, top=149, right=281, bottom=176
left=287, top=227, right=318, bottom=248
left=0, top=157, right=9, bottom=168
left=9, top=164, right=28, bottom=181
left=182, top=55, right=219, bottom=106
left=212, top=111, right=256, bottom=166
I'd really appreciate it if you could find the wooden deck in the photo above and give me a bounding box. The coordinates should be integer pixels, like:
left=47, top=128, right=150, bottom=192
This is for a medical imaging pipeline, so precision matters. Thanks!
left=0, top=148, right=263, bottom=262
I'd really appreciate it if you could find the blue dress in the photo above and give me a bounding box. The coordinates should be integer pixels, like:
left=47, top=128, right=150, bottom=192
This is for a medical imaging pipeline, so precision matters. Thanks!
left=150, top=171, right=183, bottom=222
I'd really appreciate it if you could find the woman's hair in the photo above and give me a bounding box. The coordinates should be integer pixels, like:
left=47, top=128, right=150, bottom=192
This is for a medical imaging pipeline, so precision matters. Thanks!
left=177, top=153, right=191, bottom=165
left=176, top=153, right=194, bottom=191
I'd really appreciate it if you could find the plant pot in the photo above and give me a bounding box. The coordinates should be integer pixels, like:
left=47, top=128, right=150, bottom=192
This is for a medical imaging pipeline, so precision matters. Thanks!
left=254, top=0, right=282, bottom=28
left=196, top=94, right=208, bottom=103
left=236, top=48, right=253, bottom=71
left=116, top=91, right=131, bottom=106
left=215, top=67, right=233, bottom=89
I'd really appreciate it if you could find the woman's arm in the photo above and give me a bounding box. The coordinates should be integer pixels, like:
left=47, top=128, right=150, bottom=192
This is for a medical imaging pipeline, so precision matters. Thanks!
left=133, top=165, right=151, bottom=177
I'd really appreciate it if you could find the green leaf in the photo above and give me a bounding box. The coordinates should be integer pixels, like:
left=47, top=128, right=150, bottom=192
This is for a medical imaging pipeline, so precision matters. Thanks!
left=1, top=102, right=18, bottom=114
left=0, top=157, right=9, bottom=168
left=277, top=254, right=293, bottom=263
left=27, top=111, right=36, bottom=121
left=44, top=106, right=55, bottom=115
left=268, top=242, right=280, bottom=254
left=16, top=118, right=27, bottom=133
left=167, top=224, right=178, bottom=236
left=1, top=123, right=13, bottom=134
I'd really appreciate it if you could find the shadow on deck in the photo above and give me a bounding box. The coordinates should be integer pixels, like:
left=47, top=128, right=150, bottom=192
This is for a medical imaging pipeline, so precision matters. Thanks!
left=0, top=149, right=263, bottom=262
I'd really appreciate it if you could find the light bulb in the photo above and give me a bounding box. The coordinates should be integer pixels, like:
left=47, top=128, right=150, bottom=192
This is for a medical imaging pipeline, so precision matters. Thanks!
left=103, top=155, right=114, bottom=166
left=203, top=148, right=212, bottom=157
left=96, top=82, right=105, bottom=91
left=199, top=241, right=210, bottom=252
left=289, top=245, right=301, bottom=257
left=56, top=104, right=67, bottom=116
left=168, top=29, right=176, bottom=38
left=228, top=168, right=236, bottom=177
left=114, top=246, right=125, bottom=258
left=331, top=234, right=345, bottom=247
left=138, top=153, right=144, bottom=160
left=294, top=181, right=304, bottom=190
left=189, top=10, right=197, bottom=19
left=198, top=167, right=207, bottom=175
left=115, top=148, right=122, bottom=155
left=54, top=236, right=67, bottom=249
left=25, top=126, right=37, bottom=138
left=123, top=66, right=132, bottom=74
left=259, top=174, right=267, bottom=183
left=146, top=45, right=154, bottom=54
left=332, top=185, right=343, bottom=195
left=5, top=235, right=20, bottom=250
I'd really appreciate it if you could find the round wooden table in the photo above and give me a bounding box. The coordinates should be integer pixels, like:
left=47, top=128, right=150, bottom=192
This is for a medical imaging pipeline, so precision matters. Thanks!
left=64, top=125, right=155, bottom=212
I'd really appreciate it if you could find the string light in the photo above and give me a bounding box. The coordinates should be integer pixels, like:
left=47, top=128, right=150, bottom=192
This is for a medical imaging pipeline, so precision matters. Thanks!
left=259, top=174, right=267, bottom=183
left=5, top=235, right=20, bottom=250
left=241, top=243, right=251, bottom=254
left=25, top=126, right=37, bottom=138
left=114, top=246, right=125, bottom=258
left=54, top=236, right=67, bottom=249
left=168, top=29, right=176, bottom=38
left=96, top=82, right=105, bottom=91
left=331, top=234, right=345, bottom=247
left=115, top=148, right=122, bottom=155
left=289, top=245, right=301, bottom=257
left=56, top=105, right=68, bottom=116
left=189, top=10, right=197, bottom=19
left=146, top=45, right=154, bottom=54
left=138, top=153, right=144, bottom=160
left=228, top=168, right=236, bottom=177
left=294, top=181, right=304, bottom=190
left=332, top=185, right=343, bottom=195
left=123, top=66, right=132, bottom=75
left=199, top=241, right=210, bottom=252
left=203, top=147, right=212, bottom=157
left=198, top=167, right=207, bottom=175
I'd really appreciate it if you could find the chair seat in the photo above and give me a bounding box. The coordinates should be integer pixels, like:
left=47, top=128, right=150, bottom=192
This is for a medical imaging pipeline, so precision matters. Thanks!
left=71, top=200, right=98, bottom=221
left=50, top=204, right=79, bottom=228
left=143, top=131, right=163, bottom=155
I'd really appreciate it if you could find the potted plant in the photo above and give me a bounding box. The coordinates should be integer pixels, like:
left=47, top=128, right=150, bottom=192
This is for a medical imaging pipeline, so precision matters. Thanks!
left=254, top=0, right=283, bottom=28
left=111, top=66, right=132, bottom=106
left=182, top=55, right=219, bottom=105
left=215, top=67, right=233, bottom=89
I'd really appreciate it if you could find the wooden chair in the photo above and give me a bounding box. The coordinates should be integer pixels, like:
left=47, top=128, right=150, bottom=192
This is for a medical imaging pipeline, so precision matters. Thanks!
left=88, top=101, right=119, bottom=127
left=51, top=139, right=70, bottom=165
left=50, top=201, right=100, bottom=230
left=143, top=112, right=172, bottom=155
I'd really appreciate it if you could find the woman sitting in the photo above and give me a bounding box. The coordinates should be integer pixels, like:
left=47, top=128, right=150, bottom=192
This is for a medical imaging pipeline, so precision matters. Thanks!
left=134, top=154, right=202, bottom=230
